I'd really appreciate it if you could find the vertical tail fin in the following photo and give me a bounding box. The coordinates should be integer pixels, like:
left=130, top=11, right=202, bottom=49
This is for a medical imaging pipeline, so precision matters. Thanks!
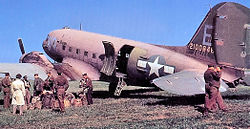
left=186, top=2, right=250, bottom=68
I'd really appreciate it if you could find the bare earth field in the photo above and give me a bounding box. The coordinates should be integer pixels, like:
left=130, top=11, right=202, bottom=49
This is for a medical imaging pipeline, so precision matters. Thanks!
left=0, top=81, right=249, bottom=129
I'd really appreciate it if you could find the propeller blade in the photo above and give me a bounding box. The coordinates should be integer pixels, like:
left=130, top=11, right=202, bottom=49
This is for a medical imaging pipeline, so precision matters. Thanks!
left=18, top=38, right=25, bottom=55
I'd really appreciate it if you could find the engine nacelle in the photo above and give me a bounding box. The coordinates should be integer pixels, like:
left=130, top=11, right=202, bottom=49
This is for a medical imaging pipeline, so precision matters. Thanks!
left=19, top=51, right=54, bottom=72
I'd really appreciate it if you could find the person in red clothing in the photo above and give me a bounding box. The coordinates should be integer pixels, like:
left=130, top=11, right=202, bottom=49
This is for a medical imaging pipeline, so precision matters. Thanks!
left=54, top=72, right=69, bottom=113
left=42, top=72, right=55, bottom=109
left=80, top=73, right=93, bottom=105
left=1, top=73, right=12, bottom=108
left=204, top=65, right=227, bottom=115
left=204, top=64, right=215, bottom=114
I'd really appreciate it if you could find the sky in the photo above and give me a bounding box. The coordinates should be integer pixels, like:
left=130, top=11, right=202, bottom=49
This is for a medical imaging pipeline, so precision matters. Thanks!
left=0, top=0, right=249, bottom=63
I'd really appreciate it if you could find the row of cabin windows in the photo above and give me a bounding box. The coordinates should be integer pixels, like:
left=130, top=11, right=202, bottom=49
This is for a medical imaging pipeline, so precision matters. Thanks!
left=62, top=45, right=97, bottom=59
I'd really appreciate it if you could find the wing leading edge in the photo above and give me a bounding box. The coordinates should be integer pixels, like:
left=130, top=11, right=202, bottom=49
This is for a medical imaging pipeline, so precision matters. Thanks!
left=152, top=70, right=228, bottom=95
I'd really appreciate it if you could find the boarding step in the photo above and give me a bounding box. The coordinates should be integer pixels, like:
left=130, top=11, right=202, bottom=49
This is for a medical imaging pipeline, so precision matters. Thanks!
left=114, top=73, right=127, bottom=96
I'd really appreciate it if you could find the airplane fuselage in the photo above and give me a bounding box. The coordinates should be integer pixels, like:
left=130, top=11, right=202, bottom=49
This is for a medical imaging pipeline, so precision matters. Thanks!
left=43, top=29, right=209, bottom=83
left=42, top=2, right=250, bottom=87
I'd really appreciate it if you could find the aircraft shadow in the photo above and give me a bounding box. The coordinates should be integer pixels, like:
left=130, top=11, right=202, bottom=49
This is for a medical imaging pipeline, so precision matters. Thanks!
left=222, top=95, right=250, bottom=100
left=93, top=89, right=205, bottom=106
left=144, top=94, right=250, bottom=107
left=93, top=88, right=250, bottom=107
left=145, top=95, right=205, bottom=106
left=92, top=88, right=161, bottom=99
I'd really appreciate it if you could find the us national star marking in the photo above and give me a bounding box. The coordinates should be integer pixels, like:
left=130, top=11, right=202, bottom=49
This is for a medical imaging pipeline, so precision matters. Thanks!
left=147, top=56, right=164, bottom=77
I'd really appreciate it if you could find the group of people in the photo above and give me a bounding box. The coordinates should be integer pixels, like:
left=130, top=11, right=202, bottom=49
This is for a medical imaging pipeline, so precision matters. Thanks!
left=0, top=71, right=93, bottom=115
left=203, top=64, right=228, bottom=115
left=0, top=64, right=227, bottom=116
left=1, top=73, right=29, bottom=115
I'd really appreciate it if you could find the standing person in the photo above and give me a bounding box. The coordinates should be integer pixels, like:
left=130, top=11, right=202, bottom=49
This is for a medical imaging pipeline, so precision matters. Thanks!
left=203, top=65, right=227, bottom=115
left=1, top=73, right=12, bottom=108
left=11, top=74, right=25, bottom=115
left=80, top=73, right=93, bottom=105
left=211, top=66, right=227, bottom=111
left=204, top=65, right=216, bottom=115
left=22, top=75, right=31, bottom=106
left=44, top=72, right=54, bottom=91
left=33, top=74, right=44, bottom=97
left=42, top=72, right=54, bottom=109
left=54, top=72, right=69, bottom=113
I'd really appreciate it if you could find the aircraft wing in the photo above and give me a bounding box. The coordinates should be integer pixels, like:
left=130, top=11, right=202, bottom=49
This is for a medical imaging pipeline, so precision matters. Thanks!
left=152, top=70, right=228, bottom=95
left=0, top=63, right=47, bottom=80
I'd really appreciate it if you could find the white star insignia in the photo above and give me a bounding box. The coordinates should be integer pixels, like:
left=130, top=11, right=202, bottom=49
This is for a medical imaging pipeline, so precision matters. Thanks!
left=147, top=56, right=164, bottom=77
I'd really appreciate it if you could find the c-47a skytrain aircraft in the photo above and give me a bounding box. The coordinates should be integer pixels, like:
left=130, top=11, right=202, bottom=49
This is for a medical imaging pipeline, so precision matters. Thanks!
left=1, top=2, right=250, bottom=96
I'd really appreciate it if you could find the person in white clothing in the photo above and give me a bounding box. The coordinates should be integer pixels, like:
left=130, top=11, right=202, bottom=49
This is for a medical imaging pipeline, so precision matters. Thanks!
left=11, top=74, right=25, bottom=115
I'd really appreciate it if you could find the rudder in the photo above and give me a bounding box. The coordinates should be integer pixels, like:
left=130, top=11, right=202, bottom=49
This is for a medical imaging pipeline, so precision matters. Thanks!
left=186, top=2, right=250, bottom=69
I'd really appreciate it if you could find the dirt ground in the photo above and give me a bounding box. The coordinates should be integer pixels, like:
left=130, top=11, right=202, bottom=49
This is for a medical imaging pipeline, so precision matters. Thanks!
left=0, top=81, right=249, bottom=129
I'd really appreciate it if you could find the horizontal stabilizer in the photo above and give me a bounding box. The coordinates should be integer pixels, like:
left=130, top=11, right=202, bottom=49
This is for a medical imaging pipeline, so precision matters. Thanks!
left=152, top=70, right=228, bottom=95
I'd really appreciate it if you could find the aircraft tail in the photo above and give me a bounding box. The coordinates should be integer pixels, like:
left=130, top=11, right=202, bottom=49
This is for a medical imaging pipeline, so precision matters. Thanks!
left=186, top=2, right=250, bottom=69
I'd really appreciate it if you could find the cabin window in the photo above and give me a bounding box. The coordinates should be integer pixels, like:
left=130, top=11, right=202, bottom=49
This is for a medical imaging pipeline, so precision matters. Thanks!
left=126, top=53, right=130, bottom=58
left=84, top=51, right=88, bottom=56
left=92, top=53, right=96, bottom=59
left=76, top=49, right=80, bottom=54
left=69, top=47, right=72, bottom=52
left=62, top=45, right=66, bottom=50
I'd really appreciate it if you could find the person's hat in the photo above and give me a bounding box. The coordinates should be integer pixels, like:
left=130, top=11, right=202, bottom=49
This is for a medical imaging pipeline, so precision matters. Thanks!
left=16, top=73, right=22, bottom=79
left=5, top=73, right=10, bottom=76
left=34, top=73, right=38, bottom=76
left=23, top=75, right=27, bottom=79
left=82, top=73, right=87, bottom=76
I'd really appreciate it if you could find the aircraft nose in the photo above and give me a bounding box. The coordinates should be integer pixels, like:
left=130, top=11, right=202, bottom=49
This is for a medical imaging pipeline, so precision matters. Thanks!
left=42, top=37, right=50, bottom=55
left=43, top=40, right=48, bottom=48
left=42, top=35, right=50, bottom=50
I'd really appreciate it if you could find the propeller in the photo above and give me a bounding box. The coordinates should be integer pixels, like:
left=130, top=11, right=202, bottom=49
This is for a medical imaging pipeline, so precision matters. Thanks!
left=18, top=38, right=25, bottom=55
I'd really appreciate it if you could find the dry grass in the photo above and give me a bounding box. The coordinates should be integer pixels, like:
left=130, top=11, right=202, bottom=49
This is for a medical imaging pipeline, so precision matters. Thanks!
left=0, top=81, right=249, bottom=128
